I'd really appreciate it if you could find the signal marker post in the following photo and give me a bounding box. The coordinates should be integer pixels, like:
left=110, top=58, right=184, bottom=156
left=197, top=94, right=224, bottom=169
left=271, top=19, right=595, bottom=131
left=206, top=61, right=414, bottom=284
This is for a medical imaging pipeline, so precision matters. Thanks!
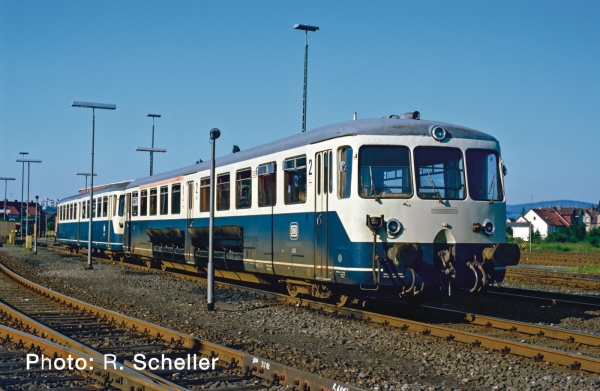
left=207, top=128, right=220, bottom=311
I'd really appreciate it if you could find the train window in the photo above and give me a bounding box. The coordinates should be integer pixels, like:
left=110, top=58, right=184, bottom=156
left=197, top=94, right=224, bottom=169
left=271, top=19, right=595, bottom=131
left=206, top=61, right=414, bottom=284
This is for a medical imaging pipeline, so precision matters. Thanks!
left=159, top=186, right=169, bottom=215
left=87, top=200, right=90, bottom=218
left=132, top=191, right=139, bottom=216
left=113, top=195, right=117, bottom=216
left=217, top=173, right=230, bottom=211
left=140, top=190, right=148, bottom=216
left=236, top=169, right=252, bottom=209
left=316, top=155, right=321, bottom=195
left=324, top=152, right=330, bottom=194
left=118, top=195, right=125, bottom=217
left=200, top=178, right=210, bottom=212
left=74, top=203, right=77, bottom=220
left=171, top=184, right=181, bottom=214
left=258, top=162, right=276, bottom=207
left=149, top=188, right=157, bottom=216
left=81, top=202, right=85, bottom=219
left=329, top=152, right=333, bottom=194
left=359, top=146, right=413, bottom=198
left=103, top=196, right=108, bottom=217
left=92, top=198, right=97, bottom=218
left=466, top=149, right=503, bottom=202
left=283, top=156, right=307, bottom=204
left=338, top=147, right=353, bottom=199
left=414, top=147, right=465, bottom=200
left=70, top=204, right=73, bottom=220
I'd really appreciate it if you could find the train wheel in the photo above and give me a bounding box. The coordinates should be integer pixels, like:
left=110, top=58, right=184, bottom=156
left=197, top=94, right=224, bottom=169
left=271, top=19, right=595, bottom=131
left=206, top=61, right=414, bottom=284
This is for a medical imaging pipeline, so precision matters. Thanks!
left=286, top=284, right=299, bottom=298
left=336, top=295, right=350, bottom=307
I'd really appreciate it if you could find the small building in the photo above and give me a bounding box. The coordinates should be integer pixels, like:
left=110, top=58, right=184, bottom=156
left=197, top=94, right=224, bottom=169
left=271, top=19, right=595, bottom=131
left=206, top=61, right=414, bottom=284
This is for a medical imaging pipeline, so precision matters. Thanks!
left=518, top=208, right=571, bottom=240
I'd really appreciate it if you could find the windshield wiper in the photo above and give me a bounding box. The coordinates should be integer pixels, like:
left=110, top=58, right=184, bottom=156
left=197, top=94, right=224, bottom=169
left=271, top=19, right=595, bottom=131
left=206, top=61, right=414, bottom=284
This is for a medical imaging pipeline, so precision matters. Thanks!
left=369, top=166, right=380, bottom=201
left=488, top=174, right=496, bottom=204
left=425, top=168, right=443, bottom=203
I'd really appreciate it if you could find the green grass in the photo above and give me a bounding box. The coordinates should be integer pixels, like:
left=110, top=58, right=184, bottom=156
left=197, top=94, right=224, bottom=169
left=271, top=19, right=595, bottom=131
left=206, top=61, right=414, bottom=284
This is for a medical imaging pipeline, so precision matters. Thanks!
left=536, top=242, right=600, bottom=254
left=576, top=263, right=600, bottom=274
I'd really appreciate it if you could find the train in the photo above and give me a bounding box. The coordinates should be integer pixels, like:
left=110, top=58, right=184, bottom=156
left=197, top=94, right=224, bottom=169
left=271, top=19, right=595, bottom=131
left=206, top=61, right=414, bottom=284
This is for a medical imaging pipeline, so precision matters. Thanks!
left=56, top=112, right=520, bottom=302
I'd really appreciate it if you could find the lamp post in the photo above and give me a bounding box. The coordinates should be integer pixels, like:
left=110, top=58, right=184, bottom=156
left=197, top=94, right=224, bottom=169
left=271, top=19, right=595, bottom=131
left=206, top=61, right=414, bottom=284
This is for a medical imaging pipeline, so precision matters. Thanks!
left=16, top=159, right=41, bottom=242
left=293, top=23, right=319, bottom=133
left=207, top=127, right=220, bottom=311
left=147, top=114, right=161, bottom=176
left=0, top=177, right=15, bottom=221
left=76, top=172, right=97, bottom=190
left=135, top=148, right=167, bottom=175
left=19, top=152, right=28, bottom=236
left=72, top=101, right=116, bottom=270
left=34, top=195, right=39, bottom=254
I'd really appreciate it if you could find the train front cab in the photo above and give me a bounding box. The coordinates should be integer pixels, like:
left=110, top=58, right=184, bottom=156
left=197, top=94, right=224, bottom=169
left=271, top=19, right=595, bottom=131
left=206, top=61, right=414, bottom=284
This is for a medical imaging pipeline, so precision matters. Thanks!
left=327, top=132, right=520, bottom=299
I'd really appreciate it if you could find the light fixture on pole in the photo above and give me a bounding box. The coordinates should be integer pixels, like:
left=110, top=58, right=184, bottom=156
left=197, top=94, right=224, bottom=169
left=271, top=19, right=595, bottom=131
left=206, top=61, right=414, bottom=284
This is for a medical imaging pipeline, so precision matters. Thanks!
left=147, top=114, right=161, bottom=176
left=18, top=152, right=28, bottom=236
left=0, top=177, right=15, bottom=221
left=34, top=195, right=39, bottom=254
left=293, top=23, right=319, bottom=133
left=72, top=100, right=116, bottom=270
left=135, top=148, right=167, bottom=176
left=207, top=127, right=220, bottom=311
left=16, top=159, right=41, bottom=241
left=76, top=172, right=97, bottom=191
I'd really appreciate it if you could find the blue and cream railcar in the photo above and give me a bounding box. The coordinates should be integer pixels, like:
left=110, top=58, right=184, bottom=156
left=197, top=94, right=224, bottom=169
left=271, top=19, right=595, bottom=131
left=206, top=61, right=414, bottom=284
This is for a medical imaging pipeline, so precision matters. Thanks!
left=57, top=181, right=131, bottom=255
left=123, top=113, right=519, bottom=299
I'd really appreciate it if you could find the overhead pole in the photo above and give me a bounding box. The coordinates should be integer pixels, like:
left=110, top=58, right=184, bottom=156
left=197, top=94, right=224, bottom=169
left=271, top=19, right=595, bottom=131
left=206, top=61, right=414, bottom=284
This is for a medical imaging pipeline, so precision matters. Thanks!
left=72, top=101, right=116, bottom=270
left=294, top=23, right=319, bottom=133
left=19, top=152, right=28, bottom=236
left=207, top=127, right=221, bottom=311
left=0, top=177, right=16, bottom=221
left=147, top=114, right=161, bottom=176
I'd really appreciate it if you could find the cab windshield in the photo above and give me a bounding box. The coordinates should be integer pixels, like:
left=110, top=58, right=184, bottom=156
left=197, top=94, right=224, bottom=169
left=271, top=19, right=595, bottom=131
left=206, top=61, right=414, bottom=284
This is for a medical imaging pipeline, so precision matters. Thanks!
left=466, top=149, right=503, bottom=201
left=414, top=147, right=465, bottom=200
left=358, top=146, right=412, bottom=198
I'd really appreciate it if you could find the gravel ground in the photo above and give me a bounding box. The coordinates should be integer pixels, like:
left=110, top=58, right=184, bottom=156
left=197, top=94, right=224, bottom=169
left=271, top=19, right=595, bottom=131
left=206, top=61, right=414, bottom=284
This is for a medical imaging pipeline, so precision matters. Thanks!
left=1, top=246, right=599, bottom=391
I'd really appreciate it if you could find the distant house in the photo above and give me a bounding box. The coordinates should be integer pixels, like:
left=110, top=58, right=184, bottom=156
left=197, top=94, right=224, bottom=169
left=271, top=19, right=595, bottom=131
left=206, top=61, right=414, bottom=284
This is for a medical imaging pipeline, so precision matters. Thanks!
left=513, top=207, right=571, bottom=240
left=508, top=219, right=531, bottom=241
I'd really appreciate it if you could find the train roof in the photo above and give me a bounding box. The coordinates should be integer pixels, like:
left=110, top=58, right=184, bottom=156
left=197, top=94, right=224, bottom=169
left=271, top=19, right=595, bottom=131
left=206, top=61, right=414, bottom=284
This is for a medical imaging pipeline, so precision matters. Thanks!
left=59, top=181, right=132, bottom=203
left=127, top=117, right=498, bottom=189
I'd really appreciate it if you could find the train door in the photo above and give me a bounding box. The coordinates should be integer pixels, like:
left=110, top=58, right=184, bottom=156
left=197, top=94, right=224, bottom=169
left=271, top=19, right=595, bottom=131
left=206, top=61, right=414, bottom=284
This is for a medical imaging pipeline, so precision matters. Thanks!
left=314, top=150, right=332, bottom=279
left=184, top=180, right=194, bottom=263
left=124, top=193, right=132, bottom=252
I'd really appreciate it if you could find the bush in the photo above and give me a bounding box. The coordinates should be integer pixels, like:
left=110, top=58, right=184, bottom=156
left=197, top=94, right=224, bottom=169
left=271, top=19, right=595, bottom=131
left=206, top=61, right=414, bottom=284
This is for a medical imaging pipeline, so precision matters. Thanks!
left=587, top=227, right=600, bottom=247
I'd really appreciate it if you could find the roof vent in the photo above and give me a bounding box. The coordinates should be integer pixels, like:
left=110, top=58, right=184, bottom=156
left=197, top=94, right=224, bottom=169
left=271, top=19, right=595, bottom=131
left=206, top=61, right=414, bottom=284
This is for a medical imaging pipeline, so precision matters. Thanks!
left=385, top=114, right=400, bottom=119
left=401, top=111, right=420, bottom=120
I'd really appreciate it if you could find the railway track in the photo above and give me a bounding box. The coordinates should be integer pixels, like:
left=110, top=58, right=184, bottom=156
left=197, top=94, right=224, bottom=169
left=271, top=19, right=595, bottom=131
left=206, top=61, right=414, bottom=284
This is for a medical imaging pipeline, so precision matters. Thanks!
left=0, top=261, right=362, bottom=391
left=519, top=252, right=600, bottom=267
left=40, top=246, right=600, bottom=374
left=505, top=268, right=600, bottom=289
left=486, top=286, right=600, bottom=308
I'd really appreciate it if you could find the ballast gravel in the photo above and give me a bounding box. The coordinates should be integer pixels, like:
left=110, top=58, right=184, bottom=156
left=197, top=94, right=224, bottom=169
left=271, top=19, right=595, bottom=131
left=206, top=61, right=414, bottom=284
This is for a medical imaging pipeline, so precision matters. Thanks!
left=1, top=246, right=599, bottom=391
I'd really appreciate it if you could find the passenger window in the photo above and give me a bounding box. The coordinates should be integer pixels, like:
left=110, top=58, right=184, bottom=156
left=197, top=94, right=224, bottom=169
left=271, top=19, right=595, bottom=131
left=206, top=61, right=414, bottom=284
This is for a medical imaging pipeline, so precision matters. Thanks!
left=171, top=184, right=181, bottom=214
left=236, top=169, right=252, bottom=209
left=93, top=198, right=98, bottom=218
left=132, top=191, right=139, bottom=216
left=258, top=163, right=276, bottom=207
left=200, top=178, right=210, bottom=212
left=160, top=186, right=169, bottom=215
left=283, top=156, right=307, bottom=204
left=217, top=173, right=230, bottom=211
left=339, top=147, right=353, bottom=199
left=316, top=155, right=321, bottom=195
left=74, top=203, right=78, bottom=220
left=103, top=196, right=108, bottom=217
left=81, top=202, right=85, bottom=219
left=87, top=200, right=90, bottom=218
left=140, top=190, right=148, bottom=216
left=324, top=153, right=329, bottom=194
left=113, top=195, right=117, bottom=216
left=149, top=188, right=157, bottom=215
left=70, top=204, right=74, bottom=220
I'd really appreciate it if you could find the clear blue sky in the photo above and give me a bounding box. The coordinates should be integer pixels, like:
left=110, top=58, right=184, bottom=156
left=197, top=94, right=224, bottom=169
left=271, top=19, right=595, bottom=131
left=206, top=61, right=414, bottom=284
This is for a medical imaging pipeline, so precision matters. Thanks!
left=1, top=1, right=599, bottom=205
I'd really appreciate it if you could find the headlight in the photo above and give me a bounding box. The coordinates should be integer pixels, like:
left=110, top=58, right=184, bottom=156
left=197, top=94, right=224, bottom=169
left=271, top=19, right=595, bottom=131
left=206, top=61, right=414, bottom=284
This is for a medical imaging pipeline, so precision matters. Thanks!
left=430, top=125, right=446, bottom=142
left=482, top=219, right=495, bottom=236
left=386, top=218, right=402, bottom=235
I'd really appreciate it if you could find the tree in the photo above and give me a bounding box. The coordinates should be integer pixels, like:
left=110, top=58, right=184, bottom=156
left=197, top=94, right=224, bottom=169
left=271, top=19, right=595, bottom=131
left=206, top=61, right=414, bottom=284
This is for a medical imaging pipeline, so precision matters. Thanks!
left=520, top=207, right=526, bottom=217
left=196, top=158, right=203, bottom=164
left=232, top=145, right=240, bottom=153
left=531, top=229, right=542, bottom=244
